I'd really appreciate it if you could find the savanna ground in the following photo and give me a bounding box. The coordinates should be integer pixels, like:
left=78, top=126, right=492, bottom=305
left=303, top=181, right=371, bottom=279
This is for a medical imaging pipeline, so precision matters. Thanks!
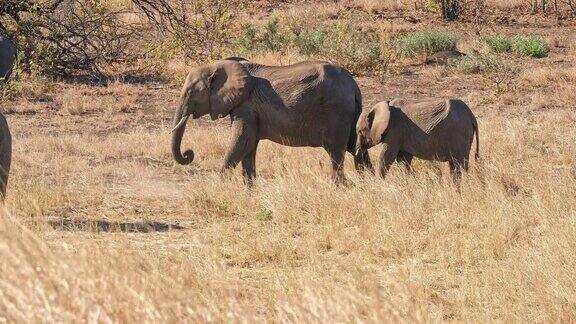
left=1, top=0, right=576, bottom=322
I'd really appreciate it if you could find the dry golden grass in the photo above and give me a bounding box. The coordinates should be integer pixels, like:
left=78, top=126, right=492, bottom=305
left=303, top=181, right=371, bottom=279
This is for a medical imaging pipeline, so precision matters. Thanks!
left=1, top=6, right=576, bottom=322
left=2, top=69, right=576, bottom=321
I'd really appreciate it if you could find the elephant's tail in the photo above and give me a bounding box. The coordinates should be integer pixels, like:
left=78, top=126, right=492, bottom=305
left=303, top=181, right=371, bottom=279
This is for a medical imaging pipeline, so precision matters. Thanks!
left=472, top=116, right=480, bottom=160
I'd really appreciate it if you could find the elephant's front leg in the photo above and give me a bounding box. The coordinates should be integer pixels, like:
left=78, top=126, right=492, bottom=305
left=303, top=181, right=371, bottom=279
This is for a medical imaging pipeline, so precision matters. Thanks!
left=378, top=143, right=399, bottom=179
left=354, top=147, right=374, bottom=175
left=221, top=113, right=258, bottom=183
left=241, top=141, right=259, bottom=186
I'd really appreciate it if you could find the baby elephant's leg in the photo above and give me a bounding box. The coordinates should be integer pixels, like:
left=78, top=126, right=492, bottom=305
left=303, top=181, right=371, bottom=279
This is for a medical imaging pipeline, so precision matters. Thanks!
left=449, top=158, right=469, bottom=184
left=379, top=144, right=399, bottom=179
left=396, top=151, right=414, bottom=173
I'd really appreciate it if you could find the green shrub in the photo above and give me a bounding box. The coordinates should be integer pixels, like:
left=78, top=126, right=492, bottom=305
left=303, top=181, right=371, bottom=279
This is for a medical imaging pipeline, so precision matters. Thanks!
left=233, top=17, right=288, bottom=53
left=234, top=19, right=385, bottom=74
left=483, top=34, right=549, bottom=58
left=309, top=23, right=382, bottom=73
left=484, top=34, right=512, bottom=53
left=290, top=27, right=329, bottom=57
left=510, top=36, right=549, bottom=58
left=261, top=16, right=288, bottom=52
left=289, top=23, right=384, bottom=73
left=0, top=63, right=56, bottom=102
left=236, top=24, right=259, bottom=53
left=396, top=29, right=458, bottom=56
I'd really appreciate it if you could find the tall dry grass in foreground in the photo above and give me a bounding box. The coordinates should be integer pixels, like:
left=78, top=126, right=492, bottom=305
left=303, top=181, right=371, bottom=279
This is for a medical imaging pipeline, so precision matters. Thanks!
left=1, top=97, right=575, bottom=321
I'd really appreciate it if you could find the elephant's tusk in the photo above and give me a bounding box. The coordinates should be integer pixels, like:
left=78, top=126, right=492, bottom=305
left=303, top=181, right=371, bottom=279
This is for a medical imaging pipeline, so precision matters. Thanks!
left=355, top=148, right=361, bottom=155
left=169, top=115, right=189, bottom=134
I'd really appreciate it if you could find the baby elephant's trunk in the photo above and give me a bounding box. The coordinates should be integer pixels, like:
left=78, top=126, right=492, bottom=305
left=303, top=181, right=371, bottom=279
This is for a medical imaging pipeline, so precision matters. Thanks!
left=355, top=136, right=363, bottom=155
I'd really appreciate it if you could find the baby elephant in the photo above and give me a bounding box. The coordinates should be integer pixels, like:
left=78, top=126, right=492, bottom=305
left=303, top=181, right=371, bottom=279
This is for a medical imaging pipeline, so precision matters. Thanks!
left=356, top=98, right=479, bottom=181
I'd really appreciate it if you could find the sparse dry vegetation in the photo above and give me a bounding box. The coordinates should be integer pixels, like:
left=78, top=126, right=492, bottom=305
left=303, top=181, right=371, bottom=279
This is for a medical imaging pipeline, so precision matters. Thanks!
left=1, top=0, right=576, bottom=322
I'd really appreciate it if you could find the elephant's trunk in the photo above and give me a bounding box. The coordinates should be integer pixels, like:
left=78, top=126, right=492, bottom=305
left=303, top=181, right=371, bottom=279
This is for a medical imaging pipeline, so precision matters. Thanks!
left=355, top=134, right=369, bottom=155
left=171, top=112, right=194, bottom=165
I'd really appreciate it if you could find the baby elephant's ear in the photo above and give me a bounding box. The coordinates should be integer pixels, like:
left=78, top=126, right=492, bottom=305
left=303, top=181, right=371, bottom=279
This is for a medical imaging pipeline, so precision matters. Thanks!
left=356, top=111, right=369, bottom=135
left=369, top=101, right=391, bottom=145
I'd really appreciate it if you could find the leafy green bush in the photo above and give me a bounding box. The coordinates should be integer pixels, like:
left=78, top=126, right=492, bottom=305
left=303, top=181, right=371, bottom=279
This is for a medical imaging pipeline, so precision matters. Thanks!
left=234, top=17, right=288, bottom=53
left=290, top=28, right=328, bottom=57
left=261, top=16, right=288, bottom=52
left=236, top=24, right=259, bottom=53
left=396, top=29, right=458, bottom=56
left=483, top=34, right=549, bottom=58
left=510, top=36, right=549, bottom=58
left=484, top=34, right=512, bottom=53
left=296, top=23, right=382, bottom=73
left=0, top=58, right=56, bottom=102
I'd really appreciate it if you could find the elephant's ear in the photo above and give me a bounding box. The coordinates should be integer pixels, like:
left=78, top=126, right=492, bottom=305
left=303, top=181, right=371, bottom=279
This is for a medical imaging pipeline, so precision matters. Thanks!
left=208, top=60, right=253, bottom=120
left=369, top=101, right=391, bottom=144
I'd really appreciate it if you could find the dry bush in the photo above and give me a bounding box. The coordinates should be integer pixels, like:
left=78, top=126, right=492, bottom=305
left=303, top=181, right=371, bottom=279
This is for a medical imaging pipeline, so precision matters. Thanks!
left=133, top=0, right=240, bottom=61
left=281, top=2, right=348, bottom=22
left=0, top=0, right=147, bottom=76
left=455, top=53, right=520, bottom=93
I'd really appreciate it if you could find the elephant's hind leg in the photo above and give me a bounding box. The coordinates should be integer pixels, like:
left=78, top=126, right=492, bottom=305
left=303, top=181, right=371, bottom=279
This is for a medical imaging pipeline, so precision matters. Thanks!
left=449, top=158, right=468, bottom=184
left=327, top=148, right=346, bottom=184
left=326, top=120, right=353, bottom=184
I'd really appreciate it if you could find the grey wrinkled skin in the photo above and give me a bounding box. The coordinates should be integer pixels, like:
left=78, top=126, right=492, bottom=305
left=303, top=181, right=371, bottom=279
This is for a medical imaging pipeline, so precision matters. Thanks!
left=357, top=98, right=479, bottom=182
left=0, top=37, right=17, bottom=82
left=171, top=59, right=373, bottom=184
left=0, top=114, right=12, bottom=199
left=223, top=56, right=249, bottom=64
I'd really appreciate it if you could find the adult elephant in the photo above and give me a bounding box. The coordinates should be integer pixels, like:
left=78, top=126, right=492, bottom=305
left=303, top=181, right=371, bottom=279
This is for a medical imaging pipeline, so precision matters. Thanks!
left=170, top=59, right=373, bottom=184
left=0, top=113, right=11, bottom=199
left=0, top=37, right=17, bottom=82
